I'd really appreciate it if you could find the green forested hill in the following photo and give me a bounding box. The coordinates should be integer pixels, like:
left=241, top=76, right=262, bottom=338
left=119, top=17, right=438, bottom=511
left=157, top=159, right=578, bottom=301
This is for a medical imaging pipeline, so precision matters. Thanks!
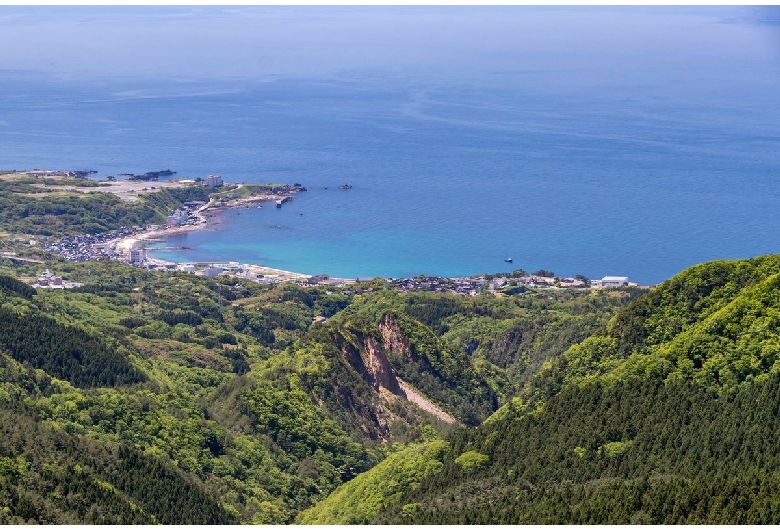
left=0, top=180, right=211, bottom=236
left=297, top=440, right=450, bottom=524
left=376, top=375, right=780, bottom=524
left=346, top=254, right=780, bottom=524
left=0, top=400, right=237, bottom=524
left=18, top=252, right=780, bottom=524
left=0, top=262, right=625, bottom=523
left=529, top=254, right=780, bottom=404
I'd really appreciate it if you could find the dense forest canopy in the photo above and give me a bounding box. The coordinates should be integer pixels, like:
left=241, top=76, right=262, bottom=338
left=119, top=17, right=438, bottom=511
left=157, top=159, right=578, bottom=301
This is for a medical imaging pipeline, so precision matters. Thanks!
left=3, top=253, right=780, bottom=523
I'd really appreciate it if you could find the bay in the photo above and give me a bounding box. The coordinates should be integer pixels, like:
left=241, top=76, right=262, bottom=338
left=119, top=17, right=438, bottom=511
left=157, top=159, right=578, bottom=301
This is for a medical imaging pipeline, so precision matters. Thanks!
left=2, top=7, right=780, bottom=284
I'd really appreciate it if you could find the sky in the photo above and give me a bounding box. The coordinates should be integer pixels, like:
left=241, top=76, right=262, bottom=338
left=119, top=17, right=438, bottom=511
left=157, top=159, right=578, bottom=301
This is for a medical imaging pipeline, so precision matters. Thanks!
left=0, top=6, right=778, bottom=84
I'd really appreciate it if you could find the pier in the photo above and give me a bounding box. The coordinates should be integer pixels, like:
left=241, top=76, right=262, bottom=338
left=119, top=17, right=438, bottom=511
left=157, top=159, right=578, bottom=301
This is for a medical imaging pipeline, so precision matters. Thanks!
left=275, top=196, right=294, bottom=208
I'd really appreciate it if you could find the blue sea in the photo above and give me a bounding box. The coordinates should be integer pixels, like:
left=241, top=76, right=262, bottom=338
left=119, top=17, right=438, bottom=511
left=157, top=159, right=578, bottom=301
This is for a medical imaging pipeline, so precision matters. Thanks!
left=2, top=7, right=780, bottom=284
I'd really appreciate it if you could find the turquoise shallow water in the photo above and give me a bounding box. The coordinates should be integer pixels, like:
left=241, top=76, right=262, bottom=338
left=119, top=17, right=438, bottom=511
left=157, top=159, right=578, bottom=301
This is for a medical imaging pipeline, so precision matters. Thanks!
left=2, top=9, right=780, bottom=284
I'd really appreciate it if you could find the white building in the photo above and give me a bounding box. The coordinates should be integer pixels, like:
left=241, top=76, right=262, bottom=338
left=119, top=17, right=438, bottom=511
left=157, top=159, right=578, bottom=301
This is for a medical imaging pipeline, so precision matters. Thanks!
left=166, top=208, right=189, bottom=227
left=593, top=276, right=629, bottom=287
left=129, top=248, right=146, bottom=264
left=203, top=267, right=223, bottom=277
left=205, top=174, right=223, bottom=188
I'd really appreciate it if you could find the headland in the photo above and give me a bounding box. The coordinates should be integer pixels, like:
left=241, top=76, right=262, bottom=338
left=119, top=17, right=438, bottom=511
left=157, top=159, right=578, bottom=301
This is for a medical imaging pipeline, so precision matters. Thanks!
left=80, top=179, right=318, bottom=283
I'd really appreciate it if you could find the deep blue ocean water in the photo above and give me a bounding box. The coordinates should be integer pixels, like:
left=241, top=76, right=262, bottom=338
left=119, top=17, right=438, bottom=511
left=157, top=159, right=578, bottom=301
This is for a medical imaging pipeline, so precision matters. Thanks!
left=2, top=8, right=780, bottom=284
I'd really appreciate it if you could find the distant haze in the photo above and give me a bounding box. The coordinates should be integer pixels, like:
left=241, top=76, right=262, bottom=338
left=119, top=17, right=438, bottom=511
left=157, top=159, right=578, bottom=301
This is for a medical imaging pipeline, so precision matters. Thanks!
left=0, top=6, right=778, bottom=83
left=2, top=6, right=780, bottom=283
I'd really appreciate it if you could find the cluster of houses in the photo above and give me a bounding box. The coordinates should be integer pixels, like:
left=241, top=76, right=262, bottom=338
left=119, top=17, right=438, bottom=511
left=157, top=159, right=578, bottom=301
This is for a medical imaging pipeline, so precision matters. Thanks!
left=306, top=274, right=348, bottom=286
left=383, top=274, right=631, bottom=295
left=34, top=269, right=82, bottom=289
left=140, top=261, right=273, bottom=281
left=44, top=227, right=142, bottom=262
left=165, top=208, right=194, bottom=227
left=387, top=276, right=485, bottom=294
left=302, top=274, right=633, bottom=295
left=164, top=200, right=208, bottom=227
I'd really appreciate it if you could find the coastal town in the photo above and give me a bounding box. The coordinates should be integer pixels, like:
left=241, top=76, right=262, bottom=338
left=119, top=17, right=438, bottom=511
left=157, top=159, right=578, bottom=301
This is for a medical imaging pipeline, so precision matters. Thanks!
left=1, top=168, right=637, bottom=295
left=33, top=224, right=636, bottom=295
left=38, top=218, right=635, bottom=296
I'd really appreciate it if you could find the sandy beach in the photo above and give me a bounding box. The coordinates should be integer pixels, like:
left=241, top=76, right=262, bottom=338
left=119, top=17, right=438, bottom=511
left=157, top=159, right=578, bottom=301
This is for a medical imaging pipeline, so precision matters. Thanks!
left=112, top=222, right=212, bottom=255
left=110, top=198, right=339, bottom=283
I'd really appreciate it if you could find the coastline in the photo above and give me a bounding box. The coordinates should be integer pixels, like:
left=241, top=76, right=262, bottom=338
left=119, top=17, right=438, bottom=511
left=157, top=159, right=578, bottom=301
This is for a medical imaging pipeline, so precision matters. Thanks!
left=104, top=187, right=637, bottom=289
left=110, top=195, right=330, bottom=283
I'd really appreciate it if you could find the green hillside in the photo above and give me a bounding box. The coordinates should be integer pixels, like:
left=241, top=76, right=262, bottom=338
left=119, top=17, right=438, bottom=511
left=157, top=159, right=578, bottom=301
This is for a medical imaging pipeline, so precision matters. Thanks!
left=0, top=400, right=236, bottom=524
left=19, top=251, right=780, bottom=524
left=0, top=260, right=625, bottom=523
left=376, top=375, right=780, bottom=524
left=296, top=440, right=450, bottom=524
left=0, top=177, right=210, bottom=237
left=529, top=254, right=780, bottom=403
left=336, top=254, right=780, bottom=524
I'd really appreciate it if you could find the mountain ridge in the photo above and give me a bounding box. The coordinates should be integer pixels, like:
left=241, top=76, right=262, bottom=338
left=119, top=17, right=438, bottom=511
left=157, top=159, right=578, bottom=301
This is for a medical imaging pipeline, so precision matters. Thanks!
left=0, top=257, right=662, bottom=523
left=333, top=253, right=780, bottom=524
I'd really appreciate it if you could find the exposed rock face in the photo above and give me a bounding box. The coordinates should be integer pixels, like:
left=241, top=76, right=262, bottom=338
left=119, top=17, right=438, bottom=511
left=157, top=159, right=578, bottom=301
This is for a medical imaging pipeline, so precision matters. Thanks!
left=378, top=313, right=435, bottom=374
left=378, top=313, right=412, bottom=359
left=334, top=314, right=459, bottom=426
left=363, top=336, right=403, bottom=395
left=334, top=330, right=404, bottom=396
